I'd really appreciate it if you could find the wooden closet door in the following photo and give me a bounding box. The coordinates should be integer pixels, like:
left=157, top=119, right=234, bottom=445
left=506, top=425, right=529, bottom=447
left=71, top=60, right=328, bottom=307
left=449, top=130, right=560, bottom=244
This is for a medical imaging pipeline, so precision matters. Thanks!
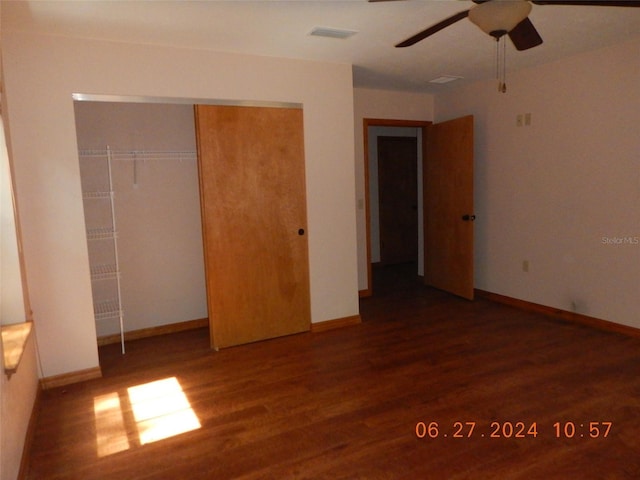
left=195, top=104, right=311, bottom=349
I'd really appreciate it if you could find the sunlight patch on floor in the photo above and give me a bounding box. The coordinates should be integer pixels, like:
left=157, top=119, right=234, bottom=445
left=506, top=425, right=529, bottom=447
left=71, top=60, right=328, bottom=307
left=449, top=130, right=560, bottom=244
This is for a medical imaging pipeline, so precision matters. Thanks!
left=94, top=392, right=130, bottom=457
left=94, top=376, right=200, bottom=457
left=128, top=377, right=201, bottom=445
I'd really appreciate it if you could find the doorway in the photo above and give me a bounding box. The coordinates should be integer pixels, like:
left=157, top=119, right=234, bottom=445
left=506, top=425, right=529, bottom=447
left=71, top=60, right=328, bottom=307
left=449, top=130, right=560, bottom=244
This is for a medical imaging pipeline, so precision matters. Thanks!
left=362, top=116, right=475, bottom=299
left=377, top=135, right=418, bottom=266
left=75, top=98, right=312, bottom=355
left=363, top=119, right=430, bottom=297
left=375, top=134, right=420, bottom=294
left=74, top=101, right=208, bottom=351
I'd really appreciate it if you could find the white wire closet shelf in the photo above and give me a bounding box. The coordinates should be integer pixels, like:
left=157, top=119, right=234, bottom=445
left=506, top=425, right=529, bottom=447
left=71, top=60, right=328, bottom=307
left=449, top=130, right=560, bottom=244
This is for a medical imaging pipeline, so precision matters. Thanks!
left=82, top=191, right=112, bottom=199
left=93, top=300, right=123, bottom=321
left=79, top=149, right=197, bottom=161
left=86, top=227, right=117, bottom=241
left=90, top=264, right=120, bottom=281
left=81, top=146, right=126, bottom=354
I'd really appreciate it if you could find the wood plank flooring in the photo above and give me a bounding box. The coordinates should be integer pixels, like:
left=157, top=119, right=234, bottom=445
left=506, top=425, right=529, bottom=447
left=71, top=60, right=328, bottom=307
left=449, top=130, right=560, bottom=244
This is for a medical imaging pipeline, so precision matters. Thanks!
left=26, top=264, right=640, bottom=479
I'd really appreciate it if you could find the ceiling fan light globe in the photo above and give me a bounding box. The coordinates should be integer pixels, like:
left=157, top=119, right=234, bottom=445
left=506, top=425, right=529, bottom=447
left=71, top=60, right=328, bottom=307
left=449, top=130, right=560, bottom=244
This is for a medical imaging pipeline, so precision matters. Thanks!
left=468, top=0, right=532, bottom=36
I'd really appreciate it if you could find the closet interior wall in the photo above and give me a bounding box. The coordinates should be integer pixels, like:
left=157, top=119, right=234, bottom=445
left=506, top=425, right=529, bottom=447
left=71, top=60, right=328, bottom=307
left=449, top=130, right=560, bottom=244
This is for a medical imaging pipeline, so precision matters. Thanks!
left=74, top=101, right=208, bottom=339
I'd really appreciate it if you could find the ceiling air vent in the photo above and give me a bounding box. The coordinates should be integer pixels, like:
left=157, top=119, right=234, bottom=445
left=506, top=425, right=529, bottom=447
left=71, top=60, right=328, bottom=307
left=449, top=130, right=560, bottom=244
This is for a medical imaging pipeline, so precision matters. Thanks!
left=429, top=75, right=463, bottom=84
left=309, top=27, right=358, bottom=39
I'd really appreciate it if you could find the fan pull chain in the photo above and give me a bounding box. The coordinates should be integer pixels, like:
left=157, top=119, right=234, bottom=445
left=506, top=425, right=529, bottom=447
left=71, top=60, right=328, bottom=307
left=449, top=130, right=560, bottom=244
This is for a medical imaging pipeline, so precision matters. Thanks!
left=496, top=36, right=507, bottom=93
left=501, top=35, right=507, bottom=93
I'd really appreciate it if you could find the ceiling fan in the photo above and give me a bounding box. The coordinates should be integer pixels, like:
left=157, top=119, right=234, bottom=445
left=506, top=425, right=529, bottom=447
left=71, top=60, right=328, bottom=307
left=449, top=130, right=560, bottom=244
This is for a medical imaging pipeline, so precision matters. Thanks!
left=373, top=0, right=640, bottom=51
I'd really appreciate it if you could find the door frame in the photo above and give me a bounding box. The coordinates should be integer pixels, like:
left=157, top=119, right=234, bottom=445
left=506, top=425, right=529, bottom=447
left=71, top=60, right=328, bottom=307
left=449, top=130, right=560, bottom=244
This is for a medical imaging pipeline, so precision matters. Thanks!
left=361, top=118, right=431, bottom=297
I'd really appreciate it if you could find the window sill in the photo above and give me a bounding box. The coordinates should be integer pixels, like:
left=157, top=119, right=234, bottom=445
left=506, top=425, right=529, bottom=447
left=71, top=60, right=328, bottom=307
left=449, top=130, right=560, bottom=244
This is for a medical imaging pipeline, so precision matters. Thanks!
left=2, top=322, right=33, bottom=379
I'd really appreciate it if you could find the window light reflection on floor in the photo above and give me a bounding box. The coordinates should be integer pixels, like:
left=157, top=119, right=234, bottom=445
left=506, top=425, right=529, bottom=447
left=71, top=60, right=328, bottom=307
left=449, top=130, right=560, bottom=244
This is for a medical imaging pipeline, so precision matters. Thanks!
left=127, top=377, right=201, bottom=445
left=94, top=392, right=131, bottom=457
left=94, top=376, right=200, bottom=457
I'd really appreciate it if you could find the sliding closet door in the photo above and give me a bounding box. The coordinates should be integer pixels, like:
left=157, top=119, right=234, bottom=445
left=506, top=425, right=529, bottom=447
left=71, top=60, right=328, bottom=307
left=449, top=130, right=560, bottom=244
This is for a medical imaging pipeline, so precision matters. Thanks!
left=195, top=104, right=311, bottom=349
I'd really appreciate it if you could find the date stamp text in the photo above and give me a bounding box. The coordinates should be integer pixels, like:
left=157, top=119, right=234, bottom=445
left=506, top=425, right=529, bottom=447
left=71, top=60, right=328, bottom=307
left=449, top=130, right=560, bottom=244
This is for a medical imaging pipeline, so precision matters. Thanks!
left=415, top=421, right=612, bottom=439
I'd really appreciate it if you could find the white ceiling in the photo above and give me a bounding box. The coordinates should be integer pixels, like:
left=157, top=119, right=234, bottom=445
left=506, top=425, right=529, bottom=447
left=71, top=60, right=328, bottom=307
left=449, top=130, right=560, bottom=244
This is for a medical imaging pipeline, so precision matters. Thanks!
left=3, top=0, right=640, bottom=93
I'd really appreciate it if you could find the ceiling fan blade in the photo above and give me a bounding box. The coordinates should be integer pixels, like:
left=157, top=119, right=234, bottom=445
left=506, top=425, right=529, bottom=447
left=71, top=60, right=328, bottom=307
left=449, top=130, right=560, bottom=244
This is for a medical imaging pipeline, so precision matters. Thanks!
left=396, top=10, right=469, bottom=48
left=532, top=1, right=640, bottom=6
left=508, top=17, right=543, bottom=51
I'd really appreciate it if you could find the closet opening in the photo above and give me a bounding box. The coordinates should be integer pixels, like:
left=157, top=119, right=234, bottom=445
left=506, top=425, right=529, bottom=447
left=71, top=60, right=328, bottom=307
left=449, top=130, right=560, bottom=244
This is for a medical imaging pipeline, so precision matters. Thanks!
left=74, top=100, right=208, bottom=355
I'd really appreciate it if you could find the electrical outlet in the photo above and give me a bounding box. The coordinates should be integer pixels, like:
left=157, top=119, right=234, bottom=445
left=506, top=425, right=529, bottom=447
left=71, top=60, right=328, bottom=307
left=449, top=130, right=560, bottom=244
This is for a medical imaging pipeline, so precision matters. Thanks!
left=522, top=260, right=529, bottom=272
left=516, top=114, right=523, bottom=127
left=524, top=113, right=532, bottom=126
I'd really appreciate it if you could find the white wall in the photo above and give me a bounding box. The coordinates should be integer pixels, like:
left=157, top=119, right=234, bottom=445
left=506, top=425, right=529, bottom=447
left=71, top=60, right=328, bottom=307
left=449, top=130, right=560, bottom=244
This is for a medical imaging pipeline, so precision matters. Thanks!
left=75, top=102, right=207, bottom=337
left=435, top=37, right=640, bottom=328
left=1, top=31, right=359, bottom=378
left=353, top=88, right=434, bottom=291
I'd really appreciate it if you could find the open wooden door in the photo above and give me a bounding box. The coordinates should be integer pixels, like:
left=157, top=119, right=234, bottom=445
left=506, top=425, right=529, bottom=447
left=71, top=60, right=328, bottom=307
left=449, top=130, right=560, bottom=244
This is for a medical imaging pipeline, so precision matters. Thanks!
left=195, top=104, right=311, bottom=349
left=424, top=115, right=475, bottom=300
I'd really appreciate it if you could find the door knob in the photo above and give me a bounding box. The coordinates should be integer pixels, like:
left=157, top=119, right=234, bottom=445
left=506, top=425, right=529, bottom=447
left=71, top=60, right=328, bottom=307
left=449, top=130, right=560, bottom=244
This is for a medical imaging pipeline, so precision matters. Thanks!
left=298, top=228, right=305, bottom=235
left=462, top=214, right=476, bottom=221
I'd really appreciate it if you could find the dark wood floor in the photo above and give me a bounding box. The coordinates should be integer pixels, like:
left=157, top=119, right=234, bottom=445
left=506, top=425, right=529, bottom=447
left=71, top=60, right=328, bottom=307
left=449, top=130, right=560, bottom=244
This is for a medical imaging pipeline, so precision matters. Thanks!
left=26, top=264, right=640, bottom=479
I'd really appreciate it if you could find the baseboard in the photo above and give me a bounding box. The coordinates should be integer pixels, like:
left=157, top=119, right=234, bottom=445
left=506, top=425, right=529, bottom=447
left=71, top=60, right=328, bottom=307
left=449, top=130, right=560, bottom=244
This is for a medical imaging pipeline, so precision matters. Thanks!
left=359, top=289, right=372, bottom=298
left=475, top=289, right=640, bottom=339
left=18, top=383, right=42, bottom=480
left=97, top=318, right=209, bottom=346
left=40, top=366, right=103, bottom=390
left=311, top=315, right=362, bottom=333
